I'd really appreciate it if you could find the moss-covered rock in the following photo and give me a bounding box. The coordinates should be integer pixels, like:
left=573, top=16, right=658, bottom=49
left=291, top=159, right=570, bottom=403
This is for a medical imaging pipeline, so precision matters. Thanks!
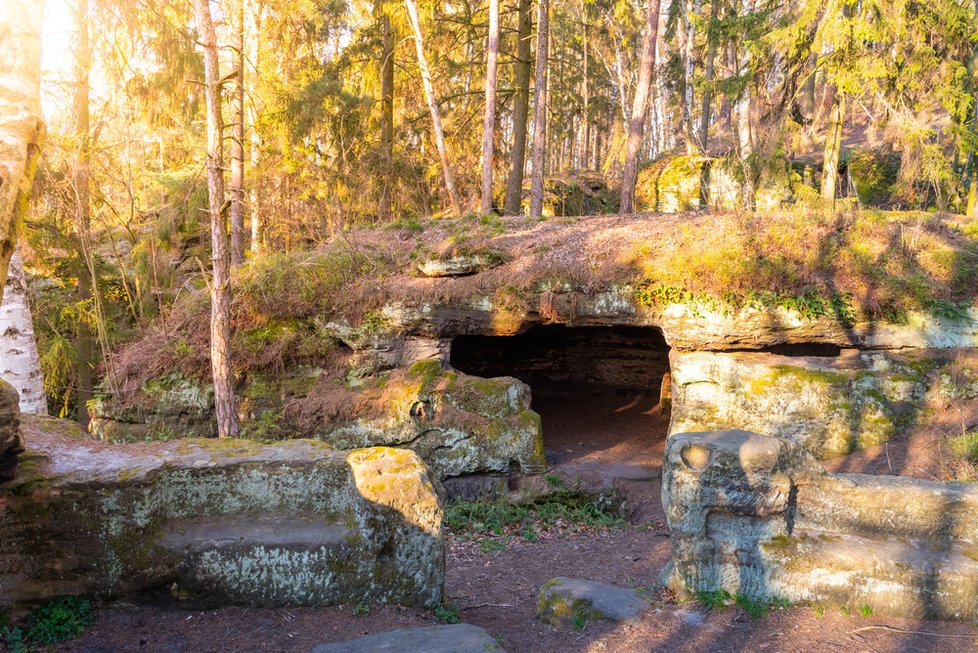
left=536, top=577, right=649, bottom=627
left=845, top=148, right=900, bottom=206
left=519, top=172, right=618, bottom=216
left=0, top=428, right=444, bottom=609
left=663, top=430, right=978, bottom=620
left=307, top=364, right=547, bottom=479
left=0, top=378, right=23, bottom=464
left=669, top=349, right=937, bottom=458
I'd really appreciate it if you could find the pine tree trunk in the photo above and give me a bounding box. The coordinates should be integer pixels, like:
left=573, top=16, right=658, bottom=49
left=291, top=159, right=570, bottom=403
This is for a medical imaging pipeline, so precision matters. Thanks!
left=821, top=87, right=845, bottom=206
left=581, top=2, right=591, bottom=168
left=0, top=0, right=45, bottom=303
left=230, top=0, right=245, bottom=266
left=480, top=0, right=500, bottom=213
left=503, top=0, right=532, bottom=215
left=195, top=0, right=240, bottom=439
left=247, top=0, right=263, bottom=255
left=682, top=0, right=701, bottom=154
left=698, top=0, right=719, bottom=151
left=379, top=6, right=395, bottom=220
left=619, top=0, right=662, bottom=214
left=404, top=0, right=462, bottom=216
left=0, top=246, right=45, bottom=413
left=529, top=0, right=550, bottom=217
left=73, top=0, right=94, bottom=429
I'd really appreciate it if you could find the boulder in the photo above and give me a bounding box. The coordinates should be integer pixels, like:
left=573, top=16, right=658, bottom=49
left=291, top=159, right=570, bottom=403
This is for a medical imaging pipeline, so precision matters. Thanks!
left=669, top=349, right=936, bottom=458
left=662, top=430, right=978, bottom=619
left=417, top=255, right=499, bottom=278
left=0, top=378, right=24, bottom=473
left=536, top=577, right=649, bottom=626
left=0, top=429, right=445, bottom=609
left=310, top=624, right=505, bottom=653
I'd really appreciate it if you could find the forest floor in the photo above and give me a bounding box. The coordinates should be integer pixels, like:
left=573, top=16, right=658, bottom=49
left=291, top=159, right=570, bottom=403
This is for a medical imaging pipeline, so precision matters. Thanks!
left=50, top=384, right=978, bottom=653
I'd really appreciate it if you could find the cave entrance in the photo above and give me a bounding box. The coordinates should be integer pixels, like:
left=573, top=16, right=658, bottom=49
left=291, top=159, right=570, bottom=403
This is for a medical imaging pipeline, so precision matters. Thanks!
left=450, top=324, right=672, bottom=476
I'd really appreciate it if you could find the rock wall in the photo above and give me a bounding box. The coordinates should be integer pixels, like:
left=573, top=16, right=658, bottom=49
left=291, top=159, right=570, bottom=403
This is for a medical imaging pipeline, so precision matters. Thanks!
left=662, top=430, right=978, bottom=619
left=92, top=361, right=547, bottom=482
left=0, top=432, right=444, bottom=608
left=669, top=349, right=939, bottom=458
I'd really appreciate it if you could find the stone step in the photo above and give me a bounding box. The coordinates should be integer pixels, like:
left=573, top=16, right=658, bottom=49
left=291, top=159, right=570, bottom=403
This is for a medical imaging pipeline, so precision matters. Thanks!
left=310, top=624, right=505, bottom=653
left=758, top=529, right=978, bottom=619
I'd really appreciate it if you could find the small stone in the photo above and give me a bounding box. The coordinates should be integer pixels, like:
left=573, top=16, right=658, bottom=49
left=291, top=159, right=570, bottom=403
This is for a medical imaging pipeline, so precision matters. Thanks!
left=536, top=577, right=650, bottom=627
left=310, top=624, right=505, bottom=653
left=417, top=255, right=497, bottom=278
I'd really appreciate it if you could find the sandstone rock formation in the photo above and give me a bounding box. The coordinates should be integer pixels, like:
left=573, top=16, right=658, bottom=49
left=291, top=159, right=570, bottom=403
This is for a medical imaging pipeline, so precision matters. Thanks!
left=663, top=430, right=978, bottom=619
left=311, top=624, right=506, bottom=653
left=536, top=577, right=650, bottom=626
left=0, top=432, right=445, bottom=608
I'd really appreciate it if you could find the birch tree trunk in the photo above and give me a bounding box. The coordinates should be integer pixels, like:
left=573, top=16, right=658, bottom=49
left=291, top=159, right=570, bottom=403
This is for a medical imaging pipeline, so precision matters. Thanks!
left=480, top=0, right=500, bottom=213
left=529, top=0, right=550, bottom=217
left=503, top=0, right=532, bottom=215
left=229, top=0, right=246, bottom=266
left=0, top=0, right=44, bottom=459
left=404, top=0, right=463, bottom=216
left=619, top=0, right=662, bottom=214
left=0, top=246, right=45, bottom=413
left=734, top=0, right=753, bottom=158
left=195, top=0, right=240, bottom=439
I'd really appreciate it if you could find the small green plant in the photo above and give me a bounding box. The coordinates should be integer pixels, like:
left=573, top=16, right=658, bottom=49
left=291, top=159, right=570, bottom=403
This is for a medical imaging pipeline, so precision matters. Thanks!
left=478, top=537, right=507, bottom=553
left=814, top=606, right=826, bottom=617
left=839, top=606, right=852, bottom=617
left=22, top=596, right=96, bottom=646
left=695, top=589, right=732, bottom=611
left=859, top=604, right=874, bottom=617
left=545, top=474, right=564, bottom=488
left=735, top=593, right=769, bottom=619
left=572, top=609, right=588, bottom=629
left=431, top=603, right=460, bottom=624
left=353, top=601, right=371, bottom=617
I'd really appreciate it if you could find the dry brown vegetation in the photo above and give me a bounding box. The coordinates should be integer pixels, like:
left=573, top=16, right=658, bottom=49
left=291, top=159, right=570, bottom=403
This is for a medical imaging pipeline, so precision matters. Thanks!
left=109, top=209, right=978, bottom=396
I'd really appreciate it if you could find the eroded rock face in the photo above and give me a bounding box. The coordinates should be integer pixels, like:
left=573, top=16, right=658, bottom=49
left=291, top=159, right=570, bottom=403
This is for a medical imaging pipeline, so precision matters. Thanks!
left=0, top=431, right=444, bottom=608
left=663, top=430, right=978, bottom=619
left=0, top=378, right=24, bottom=464
left=669, top=349, right=938, bottom=458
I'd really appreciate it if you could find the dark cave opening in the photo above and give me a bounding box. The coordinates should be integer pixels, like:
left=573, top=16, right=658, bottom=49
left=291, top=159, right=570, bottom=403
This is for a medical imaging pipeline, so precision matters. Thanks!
left=450, top=325, right=672, bottom=469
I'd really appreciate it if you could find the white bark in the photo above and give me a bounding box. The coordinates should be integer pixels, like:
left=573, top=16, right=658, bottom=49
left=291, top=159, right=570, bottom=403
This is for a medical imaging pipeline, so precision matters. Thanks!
left=0, top=0, right=46, bottom=301
left=0, top=245, right=45, bottom=413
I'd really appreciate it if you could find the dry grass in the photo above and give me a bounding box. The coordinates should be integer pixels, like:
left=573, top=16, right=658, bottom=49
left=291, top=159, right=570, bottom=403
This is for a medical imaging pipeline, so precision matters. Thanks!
left=108, top=208, right=978, bottom=398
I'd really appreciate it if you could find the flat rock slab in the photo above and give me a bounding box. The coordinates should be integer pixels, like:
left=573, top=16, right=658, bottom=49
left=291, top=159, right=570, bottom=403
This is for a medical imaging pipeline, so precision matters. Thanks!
left=310, top=624, right=505, bottom=653
left=537, top=577, right=649, bottom=626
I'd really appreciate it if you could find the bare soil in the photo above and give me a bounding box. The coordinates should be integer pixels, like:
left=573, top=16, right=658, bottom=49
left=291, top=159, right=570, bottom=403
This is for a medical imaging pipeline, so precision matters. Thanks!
left=42, top=386, right=978, bottom=653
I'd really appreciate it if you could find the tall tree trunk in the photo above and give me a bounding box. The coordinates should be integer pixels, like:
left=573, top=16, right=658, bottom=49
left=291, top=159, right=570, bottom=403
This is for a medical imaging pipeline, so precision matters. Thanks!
left=619, top=0, right=662, bottom=214
left=480, top=0, right=500, bottom=213
left=247, top=0, right=263, bottom=255
left=821, top=87, right=845, bottom=205
left=503, top=0, right=532, bottom=215
left=230, top=0, right=245, bottom=265
left=404, top=0, right=462, bottom=215
left=529, top=0, right=550, bottom=217
left=581, top=2, right=591, bottom=168
left=73, top=0, right=93, bottom=430
left=682, top=0, right=701, bottom=154
left=0, top=0, right=45, bottom=304
left=734, top=0, right=753, bottom=158
left=0, top=246, right=45, bottom=413
left=195, top=0, right=240, bottom=439
left=698, top=0, right=719, bottom=151
left=379, top=5, right=395, bottom=220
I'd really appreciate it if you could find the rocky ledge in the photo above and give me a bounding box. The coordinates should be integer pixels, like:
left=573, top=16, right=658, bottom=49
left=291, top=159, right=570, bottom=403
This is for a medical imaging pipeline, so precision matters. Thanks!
left=0, top=423, right=445, bottom=609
